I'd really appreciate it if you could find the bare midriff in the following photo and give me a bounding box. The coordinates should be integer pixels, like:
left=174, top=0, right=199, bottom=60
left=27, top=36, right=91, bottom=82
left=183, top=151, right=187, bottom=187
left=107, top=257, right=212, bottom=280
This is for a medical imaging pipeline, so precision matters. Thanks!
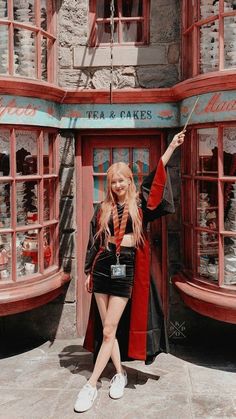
left=108, top=233, right=135, bottom=247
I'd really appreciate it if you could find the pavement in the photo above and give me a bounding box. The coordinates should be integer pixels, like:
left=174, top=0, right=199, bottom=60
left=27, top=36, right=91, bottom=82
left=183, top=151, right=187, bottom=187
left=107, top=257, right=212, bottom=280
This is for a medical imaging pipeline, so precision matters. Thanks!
left=0, top=333, right=236, bottom=419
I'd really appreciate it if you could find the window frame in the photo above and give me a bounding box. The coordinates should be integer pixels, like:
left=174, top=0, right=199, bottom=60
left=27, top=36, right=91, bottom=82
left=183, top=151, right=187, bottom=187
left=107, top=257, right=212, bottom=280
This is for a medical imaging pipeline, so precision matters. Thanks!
left=0, top=0, right=56, bottom=83
left=181, top=122, right=236, bottom=290
left=0, top=126, right=60, bottom=283
left=182, top=0, right=236, bottom=78
left=89, top=0, right=150, bottom=47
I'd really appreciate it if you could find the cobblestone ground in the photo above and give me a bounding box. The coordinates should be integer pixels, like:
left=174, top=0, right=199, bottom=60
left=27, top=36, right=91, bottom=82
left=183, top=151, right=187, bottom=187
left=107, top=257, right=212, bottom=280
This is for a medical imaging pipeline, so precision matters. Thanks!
left=0, top=336, right=236, bottom=419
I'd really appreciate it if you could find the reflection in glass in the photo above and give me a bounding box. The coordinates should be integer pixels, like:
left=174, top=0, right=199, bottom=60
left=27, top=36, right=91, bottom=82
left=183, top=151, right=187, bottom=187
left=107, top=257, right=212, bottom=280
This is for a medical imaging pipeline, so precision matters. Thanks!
left=44, top=179, right=55, bottom=221
left=183, top=227, right=193, bottom=271
left=96, top=0, right=118, bottom=18
left=122, top=0, right=142, bottom=17
left=183, top=32, right=193, bottom=78
left=93, top=149, right=110, bottom=173
left=20, top=229, right=38, bottom=277
left=224, top=182, right=236, bottom=232
left=200, top=0, right=218, bottom=19
left=197, top=232, right=218, bottom=282
left=0, top=182, right=10, bottom=228
left=0, top=130, right=10, bottom=176
left=200, top=20, right=219, bottom=73
left=197, top=181, right=218, bottom=229
left=15, top=131, right=38, bottom=175
left=17, top=181, right=37, bottom=226
left=13, top=0, right=35, bottom=24
left=122, top=21, right=143, bottom=43
left=41, top=36, right=48, bottom=81
left=40, top=0, right=47, bottom=30
left=113, top=148, right=129, bottom=165
left=0, top=25, right=8, bottom=73
left=97, top=22, right=118, bottom=43
left=44, top=133, right=53, bottom=174
left=224, top=236, right=236, bottom=285
left=224, top=17, right=236, bottom=69
left=223, top=128, right=236, bottom=176
left=182, top=130, right=191, bottom=174
left=224, top=0, right=236, bottom=11
left=93, top=176, right=107, bottom=202
left=0, top=233, right=11, bottom=282
left=133, top=148, right=149, bottom=174
left=182, top=180, right=192, bottom=224
left=0, top=0, right=7, bottom=18
left=197, top=128, right=218, bottom=175
left=14, top=28, right=36, bottom=78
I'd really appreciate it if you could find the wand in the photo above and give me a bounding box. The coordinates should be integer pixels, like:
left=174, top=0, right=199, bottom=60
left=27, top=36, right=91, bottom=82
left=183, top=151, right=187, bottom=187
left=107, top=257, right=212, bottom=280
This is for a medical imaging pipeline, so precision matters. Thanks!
left=183, top=97, right=199, bottom=131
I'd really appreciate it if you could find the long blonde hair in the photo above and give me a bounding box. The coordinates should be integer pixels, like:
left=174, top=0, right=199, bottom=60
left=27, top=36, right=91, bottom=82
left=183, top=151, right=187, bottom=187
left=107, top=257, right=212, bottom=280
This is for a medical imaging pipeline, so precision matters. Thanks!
left=96, top=162, right=144, bottom=247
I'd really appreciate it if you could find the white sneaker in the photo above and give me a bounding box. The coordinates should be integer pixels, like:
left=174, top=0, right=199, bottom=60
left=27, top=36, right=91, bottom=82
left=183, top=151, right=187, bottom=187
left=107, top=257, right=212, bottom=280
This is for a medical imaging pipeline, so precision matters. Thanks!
left=74, top=382, right=98, bottom=413
left=109, top=370, right=128, bottom=399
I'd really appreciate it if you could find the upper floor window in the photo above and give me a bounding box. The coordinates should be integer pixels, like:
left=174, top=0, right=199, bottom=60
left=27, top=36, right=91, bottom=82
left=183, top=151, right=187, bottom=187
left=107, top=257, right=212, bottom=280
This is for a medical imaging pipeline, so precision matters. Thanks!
left=182, top=0, right=236, bottom=78
left=89, top=0, right=149, bottom=46
left=0, top=0, right=56, bottom=83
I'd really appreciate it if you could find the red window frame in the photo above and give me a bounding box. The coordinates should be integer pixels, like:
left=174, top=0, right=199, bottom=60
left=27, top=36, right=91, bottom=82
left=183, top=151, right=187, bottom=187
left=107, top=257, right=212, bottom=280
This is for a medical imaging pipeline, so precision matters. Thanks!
left=0, top=126, right=60, bottom=283
left=181, top=123, right=236, bottom=290
left=182, top=0, right=236, bottom=78
left=0, top=0, right=56, bottom=83
left=89, top=0, right=150, bottom=46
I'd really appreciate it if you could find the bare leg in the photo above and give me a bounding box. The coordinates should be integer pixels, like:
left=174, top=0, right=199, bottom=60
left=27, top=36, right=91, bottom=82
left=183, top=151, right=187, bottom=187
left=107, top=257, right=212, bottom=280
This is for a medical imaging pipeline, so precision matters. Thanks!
left=95, top=293, right=123, bottom=374
left=88, top=295, right=128, bottom=387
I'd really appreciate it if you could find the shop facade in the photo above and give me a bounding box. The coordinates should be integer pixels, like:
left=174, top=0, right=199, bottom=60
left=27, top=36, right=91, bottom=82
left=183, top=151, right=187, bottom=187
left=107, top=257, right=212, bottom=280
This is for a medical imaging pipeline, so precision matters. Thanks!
left=0, top=0, right=236, bottom=341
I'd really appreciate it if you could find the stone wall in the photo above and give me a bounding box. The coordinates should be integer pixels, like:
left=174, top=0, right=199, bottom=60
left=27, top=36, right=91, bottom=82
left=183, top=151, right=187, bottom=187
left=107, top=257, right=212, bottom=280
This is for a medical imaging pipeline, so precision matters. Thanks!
left=57, top=0, right=181, bottom=89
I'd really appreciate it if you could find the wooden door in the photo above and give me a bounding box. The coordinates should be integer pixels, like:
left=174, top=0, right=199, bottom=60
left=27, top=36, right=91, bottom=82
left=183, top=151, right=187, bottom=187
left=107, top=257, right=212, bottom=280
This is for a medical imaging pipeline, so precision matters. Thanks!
left=77, top=131, right=167, bottom=336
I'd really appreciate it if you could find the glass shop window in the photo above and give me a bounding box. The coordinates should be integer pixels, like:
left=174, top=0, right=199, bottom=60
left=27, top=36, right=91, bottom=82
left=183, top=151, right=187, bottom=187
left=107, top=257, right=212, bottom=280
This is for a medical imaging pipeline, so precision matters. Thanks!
left=182, top=125, right=236, bottom=288
left=182, top=0, right=236, bottom=77
left=0, top=0, right=55, bottom=82
left=89, top=0, right=149, bottom=45
left=0, top=128, right=58, bottom=283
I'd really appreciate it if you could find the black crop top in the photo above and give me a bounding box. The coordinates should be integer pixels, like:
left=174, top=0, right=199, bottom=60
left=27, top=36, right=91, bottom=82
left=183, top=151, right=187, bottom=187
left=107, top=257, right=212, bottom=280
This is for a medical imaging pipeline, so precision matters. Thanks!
left=108, top=203, right=133, bottom=235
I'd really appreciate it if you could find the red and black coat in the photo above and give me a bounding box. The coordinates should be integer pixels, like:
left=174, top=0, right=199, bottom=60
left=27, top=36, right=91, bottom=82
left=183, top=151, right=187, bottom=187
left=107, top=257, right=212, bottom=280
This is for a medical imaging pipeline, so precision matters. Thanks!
left=83, top=159, right=175, bottom=364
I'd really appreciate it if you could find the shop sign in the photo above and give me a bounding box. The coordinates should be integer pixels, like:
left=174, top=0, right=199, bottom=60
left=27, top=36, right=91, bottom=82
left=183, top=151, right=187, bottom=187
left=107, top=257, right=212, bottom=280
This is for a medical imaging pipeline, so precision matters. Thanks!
left=0, top=96, right=60, bottom=127
left=0, top=90, right=235, bottom=129
left=60, top=103, right=179, bottom=128
left=180, top=91, right=236, bottom=126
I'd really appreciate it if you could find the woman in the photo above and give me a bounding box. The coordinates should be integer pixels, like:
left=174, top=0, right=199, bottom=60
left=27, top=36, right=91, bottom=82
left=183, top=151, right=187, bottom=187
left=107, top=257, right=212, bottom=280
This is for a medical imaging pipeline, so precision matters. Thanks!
left=74, top=130, right=185, bottom=413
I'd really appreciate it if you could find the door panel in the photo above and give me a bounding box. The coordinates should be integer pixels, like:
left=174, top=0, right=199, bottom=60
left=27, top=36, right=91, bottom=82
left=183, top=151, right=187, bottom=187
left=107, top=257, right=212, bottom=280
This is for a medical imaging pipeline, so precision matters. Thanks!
left=78, top=133, right=167, bottom=336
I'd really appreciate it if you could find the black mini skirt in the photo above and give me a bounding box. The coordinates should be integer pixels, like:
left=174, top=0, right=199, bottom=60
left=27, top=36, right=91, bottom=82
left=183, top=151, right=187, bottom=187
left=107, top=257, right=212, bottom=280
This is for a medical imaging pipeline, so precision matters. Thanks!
left=92, top=243, right=136, bottom=299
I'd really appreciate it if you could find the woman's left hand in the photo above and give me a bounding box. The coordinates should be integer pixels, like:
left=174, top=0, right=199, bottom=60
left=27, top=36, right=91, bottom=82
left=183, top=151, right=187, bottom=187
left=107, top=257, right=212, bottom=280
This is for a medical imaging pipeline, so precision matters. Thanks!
left=170, top=130, right=186, bottom=150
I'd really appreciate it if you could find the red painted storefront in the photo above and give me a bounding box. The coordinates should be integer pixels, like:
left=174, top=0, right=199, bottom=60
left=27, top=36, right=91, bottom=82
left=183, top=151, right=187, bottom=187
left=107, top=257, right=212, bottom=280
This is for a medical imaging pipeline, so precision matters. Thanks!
left=0, top=0, right=236, bottom=335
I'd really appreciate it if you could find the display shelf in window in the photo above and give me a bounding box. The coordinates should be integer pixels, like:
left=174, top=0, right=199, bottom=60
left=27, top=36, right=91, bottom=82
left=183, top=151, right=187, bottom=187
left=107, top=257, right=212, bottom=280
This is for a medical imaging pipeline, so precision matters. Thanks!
left=197, top=230, right=219, bottom=282
left=0, top=233, right=11, bottom=282
left=196, top=180, right=218, bottom=230
left=174, top=123, right=236, bottom=324
left=0, top=127, right=69, bottom=315
left=224, top=181, right=236, bottom=232
left=224, top=236, right=236, bottom=285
